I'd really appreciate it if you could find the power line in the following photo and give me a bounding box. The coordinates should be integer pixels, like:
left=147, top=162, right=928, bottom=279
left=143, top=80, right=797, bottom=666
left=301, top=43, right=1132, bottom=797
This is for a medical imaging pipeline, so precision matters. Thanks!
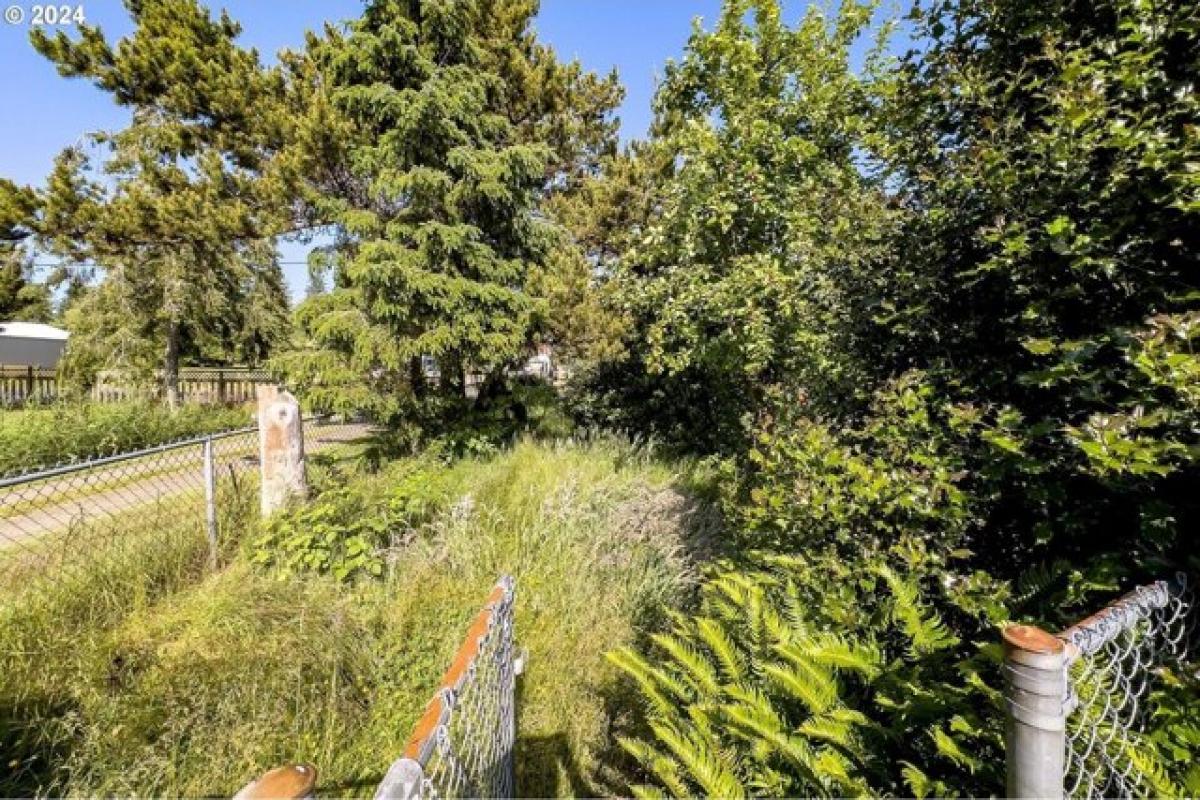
left=27, top=260, right=319, bottom=267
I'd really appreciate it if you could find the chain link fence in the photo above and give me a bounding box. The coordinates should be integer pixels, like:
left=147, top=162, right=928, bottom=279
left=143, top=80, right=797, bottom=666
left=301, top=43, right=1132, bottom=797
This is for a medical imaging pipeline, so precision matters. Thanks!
left=1003, top=574, right=1196, bottom=799
left=376, top=576, right=520, bottom=800
left=0, top=417, right=369, bottom=590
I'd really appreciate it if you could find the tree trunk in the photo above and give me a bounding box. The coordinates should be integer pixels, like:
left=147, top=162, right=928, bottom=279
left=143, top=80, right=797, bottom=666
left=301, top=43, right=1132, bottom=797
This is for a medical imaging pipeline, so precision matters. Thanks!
left=164, top=319, right=181, bottom=409
left=409, top=356, right=426, bottom=400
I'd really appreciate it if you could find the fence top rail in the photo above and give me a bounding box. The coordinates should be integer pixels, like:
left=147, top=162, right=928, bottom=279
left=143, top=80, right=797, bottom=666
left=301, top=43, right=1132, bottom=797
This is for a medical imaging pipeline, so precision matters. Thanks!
left=403, top=575, right=516, bottom=766
left=0, top=424, right=258, bottom=488
left=0, top=365, right=56, bottom=373
left=1058, top=573, right=1188, bottom=656
left=0, top=414, right=334, bottom=488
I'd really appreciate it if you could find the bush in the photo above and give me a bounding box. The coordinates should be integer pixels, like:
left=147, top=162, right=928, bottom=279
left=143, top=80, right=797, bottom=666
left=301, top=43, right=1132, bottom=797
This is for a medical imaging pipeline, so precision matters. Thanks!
left=612, top=376, right=1014, bottom=796
left=613, top=373, right=1198, bottom=796
left=251, top=457, right=465, bottom=580
left=0, top=402, right=252, bottom=477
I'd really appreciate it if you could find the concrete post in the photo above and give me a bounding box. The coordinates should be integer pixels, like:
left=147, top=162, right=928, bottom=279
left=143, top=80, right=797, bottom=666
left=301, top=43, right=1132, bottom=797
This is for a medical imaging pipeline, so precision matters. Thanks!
left=256, top=385, right=307, bottom=516
left=1003, top=624, right=1067, bottom=799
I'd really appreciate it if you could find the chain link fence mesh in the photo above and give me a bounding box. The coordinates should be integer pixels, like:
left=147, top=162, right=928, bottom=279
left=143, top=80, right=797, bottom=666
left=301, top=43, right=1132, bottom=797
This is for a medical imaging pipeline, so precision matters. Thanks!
left=1060, top=575, right=1196, bottom=799
left=376, top=576, right=519, bottom=800
left=1005, top=574, right=1197, bottom=799
left=0, top=417, right=369, bottom=591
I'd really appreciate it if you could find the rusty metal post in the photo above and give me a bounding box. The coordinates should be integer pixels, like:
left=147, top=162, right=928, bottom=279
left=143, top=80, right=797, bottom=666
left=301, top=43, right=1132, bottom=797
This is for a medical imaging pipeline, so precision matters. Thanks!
left=1003, top=624, right=1067, bottom=799
left=256, top=385, right=307, bottom=516
left=233, top=763, right=317, bottom=800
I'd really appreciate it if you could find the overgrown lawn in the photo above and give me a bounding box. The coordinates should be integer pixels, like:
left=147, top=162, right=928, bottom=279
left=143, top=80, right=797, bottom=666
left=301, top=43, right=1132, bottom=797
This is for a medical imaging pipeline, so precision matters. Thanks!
left=0, top=438, right=717, bottom=797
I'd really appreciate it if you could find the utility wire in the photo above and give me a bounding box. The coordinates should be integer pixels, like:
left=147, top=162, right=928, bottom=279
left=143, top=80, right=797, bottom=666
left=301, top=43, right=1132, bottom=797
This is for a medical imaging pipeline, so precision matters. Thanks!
left=26, top=260, right=319, bottom=267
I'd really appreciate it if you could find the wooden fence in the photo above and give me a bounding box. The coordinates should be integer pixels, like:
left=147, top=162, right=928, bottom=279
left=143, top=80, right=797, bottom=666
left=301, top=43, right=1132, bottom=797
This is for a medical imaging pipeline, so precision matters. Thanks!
left=0, top=366, right=57, bottom=405
left=0, top=365, right=273, bottom=407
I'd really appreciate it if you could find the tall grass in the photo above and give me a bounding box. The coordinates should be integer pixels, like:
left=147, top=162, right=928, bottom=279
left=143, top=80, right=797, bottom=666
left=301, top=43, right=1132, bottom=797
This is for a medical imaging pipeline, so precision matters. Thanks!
left=0, top=474, right=259, bottom=795
left=0, top=438, right=718, bottom=797
left=0, top=402, right=253, bottom=478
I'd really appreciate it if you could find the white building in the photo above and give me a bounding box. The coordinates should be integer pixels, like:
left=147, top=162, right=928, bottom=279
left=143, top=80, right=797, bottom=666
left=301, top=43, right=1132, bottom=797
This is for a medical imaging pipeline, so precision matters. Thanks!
left=0, top=322, right=70, bottom=368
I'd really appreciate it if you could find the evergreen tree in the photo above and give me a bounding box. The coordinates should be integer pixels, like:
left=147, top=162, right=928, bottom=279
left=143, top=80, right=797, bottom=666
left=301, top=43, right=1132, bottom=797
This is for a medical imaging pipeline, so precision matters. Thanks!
left=0, top=180, right=51, bottom=322
left=274, top=0, right=621, bottom=425
left=30, top=0, right=291, bottom=404
left=304, top=247, right=335, bottom=300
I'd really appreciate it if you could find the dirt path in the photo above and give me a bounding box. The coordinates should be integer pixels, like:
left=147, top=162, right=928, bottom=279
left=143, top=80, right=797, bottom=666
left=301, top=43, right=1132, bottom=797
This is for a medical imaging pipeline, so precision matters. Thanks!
left=0, top=422, right=371, bottom=549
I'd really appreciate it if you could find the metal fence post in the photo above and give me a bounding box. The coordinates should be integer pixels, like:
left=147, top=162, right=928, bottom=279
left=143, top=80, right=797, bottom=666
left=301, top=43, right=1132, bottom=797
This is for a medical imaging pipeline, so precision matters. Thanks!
left=202, top=436, right=218, bottom=569
left=1003, top=624, right=1067, bottom=799
left=374, top=757, right=426, bottom=800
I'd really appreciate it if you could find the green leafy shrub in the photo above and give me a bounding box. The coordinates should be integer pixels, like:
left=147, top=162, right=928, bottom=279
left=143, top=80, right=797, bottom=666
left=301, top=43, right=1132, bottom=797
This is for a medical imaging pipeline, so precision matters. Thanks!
left=614, top=375, right=1015, bottom=796
left=251, top=458, right=462, bottom=580
left=878, top=0, right=1200, bottom=572
left=0, top=401, right=251, bottom=477
left=736, top=374, right=977, bottom=555
left=614, top=369, right=1197, bottom=796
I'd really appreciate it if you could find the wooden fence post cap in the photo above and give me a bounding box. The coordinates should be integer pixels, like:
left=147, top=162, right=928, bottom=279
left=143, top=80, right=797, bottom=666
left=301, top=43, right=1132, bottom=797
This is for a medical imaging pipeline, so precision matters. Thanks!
left=233, top=763, right=317, bottom=799
left=1002, top=624, right=1063, bottom=655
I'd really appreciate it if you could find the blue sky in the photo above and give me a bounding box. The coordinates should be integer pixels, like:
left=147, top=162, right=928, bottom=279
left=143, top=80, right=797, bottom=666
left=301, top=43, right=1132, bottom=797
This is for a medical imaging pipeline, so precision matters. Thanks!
left=0, top=0, right=888, bottom=301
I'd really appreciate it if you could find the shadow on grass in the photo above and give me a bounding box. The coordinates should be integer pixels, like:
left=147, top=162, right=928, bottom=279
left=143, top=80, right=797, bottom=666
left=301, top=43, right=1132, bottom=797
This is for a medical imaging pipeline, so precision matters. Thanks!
left=0, top=694, right=78, bottom=796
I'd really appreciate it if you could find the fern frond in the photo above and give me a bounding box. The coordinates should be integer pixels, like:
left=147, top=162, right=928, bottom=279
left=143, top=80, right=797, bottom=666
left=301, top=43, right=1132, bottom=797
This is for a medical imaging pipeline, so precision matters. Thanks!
left=813, top=748, right=868, bottom=796
left=696, top=616, right=745, bottom=682
left=607, top=647, right=688, bottom=717
left=1124, top=740, right=1182, bottom=798
left=620, top=737, right=693, bottom=798
left=798, top=714, right=855, bottom=748
left=1012, top=559, right=1071, bottom=608
left=763, top=659, right=837, bottom=714
left=652, top=632, right=721, bottom=697
left=877, top=564, right=960, bottom=654
left=651, top=719, right=747, bottom=800
left=931, top=726, right=981, bottom=773
left=901, top=761, right=933, bottom=799
left=777, top=634, right=882, bottom=680
left=721, top=700, right=823, bottom=789
left=631, top=785, right=669, bottom=800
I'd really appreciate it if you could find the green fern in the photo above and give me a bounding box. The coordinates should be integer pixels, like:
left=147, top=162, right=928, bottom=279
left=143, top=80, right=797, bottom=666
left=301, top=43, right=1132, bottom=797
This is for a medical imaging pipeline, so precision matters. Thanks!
left=650, top=719, right=747, bottom=799
left=763, top=659, right=837, bottom=714
left=877, top=564, right=960, bottom=655
left=651, top=632, right=722, bottom=697
left=696, top=615, right=746, bottom=682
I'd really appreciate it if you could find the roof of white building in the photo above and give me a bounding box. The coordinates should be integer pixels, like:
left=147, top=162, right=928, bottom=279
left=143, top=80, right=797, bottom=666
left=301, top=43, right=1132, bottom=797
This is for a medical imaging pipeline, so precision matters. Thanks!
left=0, top=322, right=70, bottom=341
